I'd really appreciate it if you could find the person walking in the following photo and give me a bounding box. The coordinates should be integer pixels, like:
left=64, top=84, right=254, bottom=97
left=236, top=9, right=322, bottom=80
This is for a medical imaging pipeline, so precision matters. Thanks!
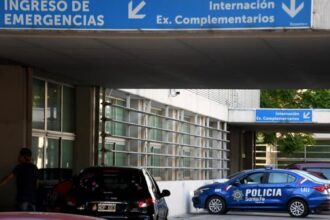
left=0, top=148, right=38, bottom=211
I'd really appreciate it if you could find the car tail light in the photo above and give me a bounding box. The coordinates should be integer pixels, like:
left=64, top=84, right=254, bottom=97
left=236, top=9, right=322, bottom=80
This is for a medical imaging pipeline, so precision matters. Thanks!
left=137, top=197, right=155, bottom=208
left=313, top=185, right=326, bottom=192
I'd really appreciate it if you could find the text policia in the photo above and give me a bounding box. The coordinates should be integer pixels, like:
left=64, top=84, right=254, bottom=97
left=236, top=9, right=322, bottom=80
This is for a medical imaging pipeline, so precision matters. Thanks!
left=3, top=0, right=105, bottom=27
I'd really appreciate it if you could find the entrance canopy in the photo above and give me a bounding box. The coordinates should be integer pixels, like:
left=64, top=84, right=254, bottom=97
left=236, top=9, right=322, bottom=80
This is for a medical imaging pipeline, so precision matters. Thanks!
left=1, top=30, right=330, bottom=89
left=0, top=0, right=329, bottom=88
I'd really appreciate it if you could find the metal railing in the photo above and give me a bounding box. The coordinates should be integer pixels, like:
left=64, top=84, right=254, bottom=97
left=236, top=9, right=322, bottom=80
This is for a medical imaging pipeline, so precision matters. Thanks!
left=255, top=144, right=330, bottom=168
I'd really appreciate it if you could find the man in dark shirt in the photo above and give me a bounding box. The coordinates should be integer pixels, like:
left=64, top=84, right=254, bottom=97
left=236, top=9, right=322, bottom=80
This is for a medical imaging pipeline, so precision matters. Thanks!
left=0, top=148, right=38, bottom=211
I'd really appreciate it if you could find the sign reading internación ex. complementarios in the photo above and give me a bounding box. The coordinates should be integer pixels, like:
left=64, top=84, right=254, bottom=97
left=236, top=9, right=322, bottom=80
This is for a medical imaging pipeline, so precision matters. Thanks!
left=0, top=0, right=312, bottom=30
left=256, top=109, right=313, bottom=123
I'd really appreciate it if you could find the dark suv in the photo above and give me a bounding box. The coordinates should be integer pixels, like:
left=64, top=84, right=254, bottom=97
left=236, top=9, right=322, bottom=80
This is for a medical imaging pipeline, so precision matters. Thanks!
left=285, top=162, right=330, bottom=179
left=63, top=167, right=170, bottom=220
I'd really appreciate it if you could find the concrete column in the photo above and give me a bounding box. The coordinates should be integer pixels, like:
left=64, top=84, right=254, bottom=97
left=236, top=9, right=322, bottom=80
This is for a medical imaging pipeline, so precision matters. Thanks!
left=0, top=65, right=32, bottom=210
left=74, top=86, right=97, bottom=174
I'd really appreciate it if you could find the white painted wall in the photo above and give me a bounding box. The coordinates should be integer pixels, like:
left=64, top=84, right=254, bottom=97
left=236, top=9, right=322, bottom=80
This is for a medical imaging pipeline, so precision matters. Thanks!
left=313, top=109, right=330, bottom=123
left=314, top=133, right=330, bottom=140
left=228, top=108, right=256, bottom=123
left=157, top=180, right=213, bottom=217
left=187, top=89, right=260, bottom=108
left=313, top=0, right=330, bottom=29
left=120, top=89, right=228, bottom=121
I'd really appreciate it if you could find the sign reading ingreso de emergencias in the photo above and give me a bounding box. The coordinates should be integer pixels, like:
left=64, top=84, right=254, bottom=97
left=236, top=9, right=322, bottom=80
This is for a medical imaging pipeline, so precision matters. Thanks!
left=0, top=0, right=312, bottom=30
left=256, top=109, right=313, bottom=123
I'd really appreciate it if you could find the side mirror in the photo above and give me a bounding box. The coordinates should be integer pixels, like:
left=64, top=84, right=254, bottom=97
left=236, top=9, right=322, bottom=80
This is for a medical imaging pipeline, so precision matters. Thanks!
left=233, top=180, right=241, bottom=186
left=161, top=189, right=171, bottom=197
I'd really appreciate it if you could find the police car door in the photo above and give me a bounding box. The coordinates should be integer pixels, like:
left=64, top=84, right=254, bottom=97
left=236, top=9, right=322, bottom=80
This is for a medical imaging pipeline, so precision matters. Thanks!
left=228, top=172, right=267, bottom=208
left=262, top=171, right=296, bottom=208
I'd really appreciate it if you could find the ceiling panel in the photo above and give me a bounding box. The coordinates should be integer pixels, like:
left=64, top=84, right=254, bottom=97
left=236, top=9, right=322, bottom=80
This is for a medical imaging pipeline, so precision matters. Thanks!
left=0, top=31, right=330, bottom=88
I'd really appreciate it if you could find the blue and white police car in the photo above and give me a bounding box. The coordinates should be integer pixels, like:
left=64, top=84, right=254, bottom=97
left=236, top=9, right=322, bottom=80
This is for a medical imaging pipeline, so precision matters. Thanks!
left=192, top=168, right=330, bottom=217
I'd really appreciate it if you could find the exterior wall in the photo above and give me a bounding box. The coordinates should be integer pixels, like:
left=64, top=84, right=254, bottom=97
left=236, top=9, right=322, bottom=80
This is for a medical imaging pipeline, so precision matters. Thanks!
left=0, top=65, right=32, bottom=210
left=228, top=108, right=256, bottom=123
left=313, top=109, right=330, bottom=123
left=99, top=89, right=230, bottom=181
left=120, top=89, right=229, bottom=121
left=187, top=89, right=260, bottom=108
left=313, top=0, right=330, bottom=29
left=314, top=133, right=330, bottom=140
left=158, top=180, right=213, bottom=217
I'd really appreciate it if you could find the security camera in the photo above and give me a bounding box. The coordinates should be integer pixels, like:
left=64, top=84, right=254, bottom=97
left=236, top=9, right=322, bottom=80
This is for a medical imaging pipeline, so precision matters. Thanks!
left=169, top=89, right=180, bottom=97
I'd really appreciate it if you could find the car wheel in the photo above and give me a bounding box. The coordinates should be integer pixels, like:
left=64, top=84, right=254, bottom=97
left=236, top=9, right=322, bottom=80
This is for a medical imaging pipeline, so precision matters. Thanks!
left=288, top=198, right=309, bottom=217
left=206, top=196, right=227, bottom=214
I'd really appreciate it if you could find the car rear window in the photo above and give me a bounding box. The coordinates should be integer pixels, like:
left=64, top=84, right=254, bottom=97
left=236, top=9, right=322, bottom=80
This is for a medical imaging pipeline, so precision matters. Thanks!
left=305, top=168, right=330, bottom=179
left=292, top=170, right=329, bottom=183
left=103, top=172, right=146, bottom=192
left=79, top=169, right=149, bottom=197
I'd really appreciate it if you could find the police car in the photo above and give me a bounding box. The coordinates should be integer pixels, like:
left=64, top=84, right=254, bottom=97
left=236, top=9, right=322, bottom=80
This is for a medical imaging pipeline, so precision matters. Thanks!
left=192, top=168, right=330, bottom=217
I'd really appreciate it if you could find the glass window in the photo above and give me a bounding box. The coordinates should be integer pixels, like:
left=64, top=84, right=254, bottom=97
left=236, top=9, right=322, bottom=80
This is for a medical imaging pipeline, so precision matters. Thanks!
left=105, top=99, right=126, bottom=136
left=115, top=144, right=125, bottom=166
left=62, top=140, right=74, bottom=168
left=99, top=143, right=114, bottom=165
left=102, top=171, right=148, bottom=198
left=45, top=138, right=59, bottom=168
left=32, top=79, right=75, bottom=169
left=149, top=109, right=162, bottom=141
left=182, top=117, right=190, bottom=145
left=305, top=168, right=330, bottom=179
left=32, top=136, right=44, bottom=168
left=32, top=79, right=45, bottom=129
left=47, top=83, right=62, bottom=131
left=100, top=143, right=126, bottom=166
left=148, top=146, right=161, bottom=178
left=63, top=86, right=75, bottom=132
left=183, top=148, right=190, bottom=178
left=268, top=173, right=296, bottom=184
left=241, top=172, right=265, bottom=184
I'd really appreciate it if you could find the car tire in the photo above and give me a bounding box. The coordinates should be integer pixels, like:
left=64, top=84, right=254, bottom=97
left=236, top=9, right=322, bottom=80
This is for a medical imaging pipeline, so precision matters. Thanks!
left=288, top=198, right=309, bottom=218
left=206, top=196, right=227, bottom=215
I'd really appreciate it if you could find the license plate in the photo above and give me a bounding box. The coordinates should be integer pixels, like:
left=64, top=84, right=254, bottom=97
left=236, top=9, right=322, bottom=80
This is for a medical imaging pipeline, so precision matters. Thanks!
left=97, top=203, right=116, bottom=212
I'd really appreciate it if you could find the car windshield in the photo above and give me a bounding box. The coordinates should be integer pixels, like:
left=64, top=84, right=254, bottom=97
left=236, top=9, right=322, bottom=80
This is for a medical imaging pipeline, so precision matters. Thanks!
left=227, top=170, right=247, bottom=180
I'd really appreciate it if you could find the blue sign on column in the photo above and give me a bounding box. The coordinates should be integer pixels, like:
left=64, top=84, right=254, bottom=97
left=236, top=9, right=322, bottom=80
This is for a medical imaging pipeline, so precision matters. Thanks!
left=256, top=109, right=313, bottom=123
left=0, top=0, right=312, bottom=30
